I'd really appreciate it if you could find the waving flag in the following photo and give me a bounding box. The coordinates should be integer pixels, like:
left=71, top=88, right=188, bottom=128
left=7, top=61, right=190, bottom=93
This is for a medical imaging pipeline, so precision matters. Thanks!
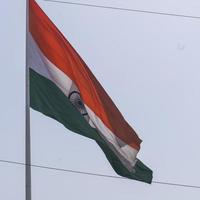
left=28, top=0, right=152, bottom=183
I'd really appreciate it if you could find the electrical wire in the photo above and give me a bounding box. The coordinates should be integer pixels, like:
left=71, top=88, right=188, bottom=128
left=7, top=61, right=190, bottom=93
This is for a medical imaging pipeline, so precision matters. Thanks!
left=43, top=0, right=200, bottom=20
left=0, top=159, right=200, bottom=189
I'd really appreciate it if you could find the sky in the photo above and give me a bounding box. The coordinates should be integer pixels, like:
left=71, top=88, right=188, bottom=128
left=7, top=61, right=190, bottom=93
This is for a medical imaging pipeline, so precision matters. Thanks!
left=0, top=0, right=200, bottom=199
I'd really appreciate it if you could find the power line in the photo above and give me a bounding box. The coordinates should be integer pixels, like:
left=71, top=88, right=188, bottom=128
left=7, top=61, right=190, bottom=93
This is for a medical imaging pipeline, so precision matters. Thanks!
left=1, top=159, right=200, bottom=189
left=44, top=0, right=200, bottom=20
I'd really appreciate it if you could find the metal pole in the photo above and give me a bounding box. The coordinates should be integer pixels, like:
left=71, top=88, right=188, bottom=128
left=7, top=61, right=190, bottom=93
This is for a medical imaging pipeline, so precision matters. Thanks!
left=25, top=0, right=31, bottom=200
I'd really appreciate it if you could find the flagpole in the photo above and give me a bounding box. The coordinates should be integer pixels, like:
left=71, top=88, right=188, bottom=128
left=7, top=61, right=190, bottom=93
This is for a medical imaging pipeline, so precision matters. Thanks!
left=25, top=0, right=32, bottom=200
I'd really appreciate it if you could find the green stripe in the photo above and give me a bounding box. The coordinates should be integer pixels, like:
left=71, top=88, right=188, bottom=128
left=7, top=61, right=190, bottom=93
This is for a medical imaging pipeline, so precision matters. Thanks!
left=30, top=68, right=103, bottom=142
left=30, top=68, right=153, bottom=184
left=97, top=141, right=153, bottom=183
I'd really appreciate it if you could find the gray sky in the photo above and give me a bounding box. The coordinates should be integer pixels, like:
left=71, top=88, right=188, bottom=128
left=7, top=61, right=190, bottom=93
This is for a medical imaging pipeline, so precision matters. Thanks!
left=0, top=0, right=200, bottom=199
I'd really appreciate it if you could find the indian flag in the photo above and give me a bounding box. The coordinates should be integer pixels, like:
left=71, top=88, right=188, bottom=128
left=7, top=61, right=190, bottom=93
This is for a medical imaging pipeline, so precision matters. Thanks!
left=28, top=0, right=152, bottom=183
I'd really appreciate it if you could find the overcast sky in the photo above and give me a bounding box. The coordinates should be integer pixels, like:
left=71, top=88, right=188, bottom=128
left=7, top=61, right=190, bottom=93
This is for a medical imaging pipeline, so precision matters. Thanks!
left=1, top=0, right=200, bottom=199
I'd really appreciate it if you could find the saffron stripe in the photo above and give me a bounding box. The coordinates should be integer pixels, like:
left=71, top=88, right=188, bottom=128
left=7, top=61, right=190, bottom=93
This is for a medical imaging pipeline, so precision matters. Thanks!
left=29, top=0, right=142, bottom=150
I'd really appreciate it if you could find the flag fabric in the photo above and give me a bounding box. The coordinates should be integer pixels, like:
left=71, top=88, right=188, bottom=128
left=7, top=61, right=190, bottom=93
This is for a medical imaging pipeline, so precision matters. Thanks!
left=28, top=0, right=153, bottom=183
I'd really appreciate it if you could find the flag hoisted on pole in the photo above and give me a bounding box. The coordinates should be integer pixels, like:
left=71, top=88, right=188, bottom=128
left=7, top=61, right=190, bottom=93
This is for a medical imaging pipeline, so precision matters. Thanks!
left=27, top=0, right=153, bottom=184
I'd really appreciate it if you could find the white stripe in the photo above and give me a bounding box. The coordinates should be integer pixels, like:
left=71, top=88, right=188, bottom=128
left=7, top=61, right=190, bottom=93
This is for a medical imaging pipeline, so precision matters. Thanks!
left=28, top=32, right=73, bottom=97
left=85, top=105, right=138, bottom=170
left=28, top=32, right=138, bottom=171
